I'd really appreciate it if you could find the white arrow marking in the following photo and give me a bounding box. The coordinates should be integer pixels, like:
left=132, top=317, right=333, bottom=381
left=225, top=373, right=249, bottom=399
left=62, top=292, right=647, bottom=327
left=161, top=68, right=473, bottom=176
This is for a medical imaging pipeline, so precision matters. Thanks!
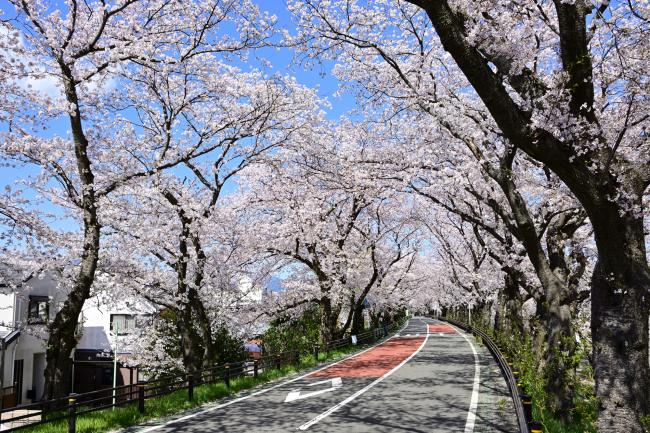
left=284, top=377, right=343, bottom=403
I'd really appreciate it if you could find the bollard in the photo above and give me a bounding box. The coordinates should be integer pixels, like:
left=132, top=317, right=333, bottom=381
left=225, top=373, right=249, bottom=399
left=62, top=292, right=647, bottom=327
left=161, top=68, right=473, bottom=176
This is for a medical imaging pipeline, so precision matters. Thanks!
left=528, top=420, right=543, bottom=433
left=520, top=394, right=533, bottom=424
left=137, top=381, right=146, bottom=414
left=187, top=373, right=194, bottom=401
left=253, top=360, right=259, bottom=378
left=67, top=393, right=77, bottom=433
left=224, top=364, right=230, bottom=388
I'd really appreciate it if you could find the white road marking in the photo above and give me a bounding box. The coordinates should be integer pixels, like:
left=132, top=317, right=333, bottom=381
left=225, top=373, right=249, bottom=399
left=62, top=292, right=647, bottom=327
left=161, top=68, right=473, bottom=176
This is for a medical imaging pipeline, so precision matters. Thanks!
left=285, top=377, right=343, bottom=402
left=448, top=324, right=481, bottom=433
left=138, top=321, right=410, bottom=433
left=439, top=333, right=445, bottom=336
left=297, top=333, right=430, bottom=431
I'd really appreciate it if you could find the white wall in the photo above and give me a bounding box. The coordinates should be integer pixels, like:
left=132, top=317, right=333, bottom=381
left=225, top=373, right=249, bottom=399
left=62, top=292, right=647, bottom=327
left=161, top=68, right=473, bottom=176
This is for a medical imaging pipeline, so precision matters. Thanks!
left=0, top=273, right=157, bottom=404
left=78, top=294, right=156, bottom=353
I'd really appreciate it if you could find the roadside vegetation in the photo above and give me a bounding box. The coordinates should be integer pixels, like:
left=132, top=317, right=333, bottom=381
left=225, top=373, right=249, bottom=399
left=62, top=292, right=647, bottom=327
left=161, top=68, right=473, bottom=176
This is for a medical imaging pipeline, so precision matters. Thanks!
left=450, top=310, right=598, bottom=433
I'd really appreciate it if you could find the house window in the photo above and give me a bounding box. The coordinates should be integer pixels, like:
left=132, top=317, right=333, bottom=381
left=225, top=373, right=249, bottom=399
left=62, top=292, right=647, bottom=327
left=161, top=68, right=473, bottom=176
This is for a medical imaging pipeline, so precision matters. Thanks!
left=110, top=314, right=136, bottom=335
left=27, top=296, right=49, bottom=324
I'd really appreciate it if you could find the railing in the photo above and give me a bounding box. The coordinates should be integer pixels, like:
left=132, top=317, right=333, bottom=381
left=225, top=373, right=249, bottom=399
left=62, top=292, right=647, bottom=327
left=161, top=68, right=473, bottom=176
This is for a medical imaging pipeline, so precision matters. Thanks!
left=441, top=317, right=542, bottom=433
left=312, top=322, right=400, bottom=359
left=0, top=321, right=401, bottom=433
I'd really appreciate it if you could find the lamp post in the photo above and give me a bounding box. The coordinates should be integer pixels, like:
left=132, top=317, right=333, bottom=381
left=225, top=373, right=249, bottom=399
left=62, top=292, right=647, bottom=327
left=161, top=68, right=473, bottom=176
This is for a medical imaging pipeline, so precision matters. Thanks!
left=112, top=322, right=119, bottom=410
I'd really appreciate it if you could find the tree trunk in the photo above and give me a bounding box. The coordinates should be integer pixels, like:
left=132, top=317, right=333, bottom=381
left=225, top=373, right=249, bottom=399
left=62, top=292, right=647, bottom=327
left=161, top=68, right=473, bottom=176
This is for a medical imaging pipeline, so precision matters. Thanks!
left=500, top=273, right=524, bottom=336
left=495, top=164, right=577, bottom=421
left=176, top=304, right=203, bottom=374
left=369, top=310, right=381, bottom=328
left=544, top=303, right=575, bottom=419
left=589, top=210, right=650, bottom=432
left=43, top=62, right=99, bottom=400
left=42, top=233, right=98, bottom=399
left=350, top=300, right=365, bottom=335
left=319, top=296, right=336, bottom=343
left=189, top=236, right=215, bottom=368
left=42, top=215, right=99, bottom=399
left=190, top=291, right=215, bottom=369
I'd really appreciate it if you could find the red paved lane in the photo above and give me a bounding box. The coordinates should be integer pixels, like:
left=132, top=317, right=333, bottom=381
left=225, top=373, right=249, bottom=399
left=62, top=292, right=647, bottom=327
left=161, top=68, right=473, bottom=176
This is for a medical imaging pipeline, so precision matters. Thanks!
left=310, top=337, right=425, bottom=378
left=428, top=324, right=455, bottom=333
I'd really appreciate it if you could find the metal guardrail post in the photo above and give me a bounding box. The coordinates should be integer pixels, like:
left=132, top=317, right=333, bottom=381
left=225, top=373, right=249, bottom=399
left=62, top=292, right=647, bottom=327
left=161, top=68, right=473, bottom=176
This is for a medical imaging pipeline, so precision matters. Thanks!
left=253, top=360, right=259, bottom=378
left=512, top=371, right=523, bottom=394
left=67, top=393, right=77, bottom=433
left=521, top=394, right=533, bottom=424
left=224, top=364, right=230, bottom=388
left=187, top=373, right=194, bottom=401
left=529, top=420, right=543, bottom=432
left=137, top=381, right=146, bottom=413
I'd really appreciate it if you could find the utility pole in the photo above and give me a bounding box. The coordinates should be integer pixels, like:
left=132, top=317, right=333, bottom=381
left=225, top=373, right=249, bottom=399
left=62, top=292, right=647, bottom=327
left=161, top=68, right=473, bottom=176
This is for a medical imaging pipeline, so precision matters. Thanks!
left=112, top=322, right=119, bottom=410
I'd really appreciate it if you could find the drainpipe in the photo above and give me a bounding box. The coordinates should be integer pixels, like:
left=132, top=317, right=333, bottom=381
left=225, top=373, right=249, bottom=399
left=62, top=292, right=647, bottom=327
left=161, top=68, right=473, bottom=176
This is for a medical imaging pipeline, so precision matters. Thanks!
left=1, top=339, right=5, bottom=409
left=10, top=292, right=17, bottom=402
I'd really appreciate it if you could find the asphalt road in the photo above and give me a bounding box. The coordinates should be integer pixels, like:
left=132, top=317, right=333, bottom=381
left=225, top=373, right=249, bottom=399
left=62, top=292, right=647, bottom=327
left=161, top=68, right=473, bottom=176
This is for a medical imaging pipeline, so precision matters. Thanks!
left=131, top=317, right=517, bottom=433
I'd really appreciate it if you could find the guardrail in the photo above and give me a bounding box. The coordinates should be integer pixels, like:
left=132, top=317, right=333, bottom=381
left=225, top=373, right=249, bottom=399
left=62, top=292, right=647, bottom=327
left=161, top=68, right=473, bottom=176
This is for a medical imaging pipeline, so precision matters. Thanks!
left=441, top=317, right=543, bottom=433
left=0, top=321, right=401, bottom=433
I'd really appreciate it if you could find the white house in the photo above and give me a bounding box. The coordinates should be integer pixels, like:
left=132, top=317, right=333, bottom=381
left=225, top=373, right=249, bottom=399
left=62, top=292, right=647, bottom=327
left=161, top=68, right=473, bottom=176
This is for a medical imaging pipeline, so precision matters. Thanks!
left=0, top=272, right=155, bottom=408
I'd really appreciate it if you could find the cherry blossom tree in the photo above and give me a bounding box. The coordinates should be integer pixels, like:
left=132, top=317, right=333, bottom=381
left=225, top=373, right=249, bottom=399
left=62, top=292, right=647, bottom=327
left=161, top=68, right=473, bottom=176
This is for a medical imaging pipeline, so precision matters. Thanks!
left=0, top=0, right=280, bottom=398
left=99, top=61, right=320, bottom=374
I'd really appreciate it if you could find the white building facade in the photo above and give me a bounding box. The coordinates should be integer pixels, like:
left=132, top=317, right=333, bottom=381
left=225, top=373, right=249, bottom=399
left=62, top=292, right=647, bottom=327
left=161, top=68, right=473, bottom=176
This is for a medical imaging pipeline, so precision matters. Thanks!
left=0, top=273, right=154, bottom=407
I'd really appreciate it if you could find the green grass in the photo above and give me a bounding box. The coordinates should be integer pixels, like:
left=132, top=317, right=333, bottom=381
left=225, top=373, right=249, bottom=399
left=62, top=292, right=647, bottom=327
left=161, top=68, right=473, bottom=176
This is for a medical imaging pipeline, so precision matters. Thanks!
left=18, top=344, right=367, bottom=433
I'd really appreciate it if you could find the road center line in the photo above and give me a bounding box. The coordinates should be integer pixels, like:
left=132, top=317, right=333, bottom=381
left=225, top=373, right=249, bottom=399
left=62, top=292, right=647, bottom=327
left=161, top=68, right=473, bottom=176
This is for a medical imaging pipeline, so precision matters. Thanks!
left=297, top=332, right=430, bottom=431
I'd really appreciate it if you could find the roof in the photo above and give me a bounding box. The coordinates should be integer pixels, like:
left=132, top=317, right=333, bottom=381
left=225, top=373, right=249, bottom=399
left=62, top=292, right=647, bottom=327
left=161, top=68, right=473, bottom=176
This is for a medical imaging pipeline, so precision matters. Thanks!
left=0, top=329, right=20, bottom=346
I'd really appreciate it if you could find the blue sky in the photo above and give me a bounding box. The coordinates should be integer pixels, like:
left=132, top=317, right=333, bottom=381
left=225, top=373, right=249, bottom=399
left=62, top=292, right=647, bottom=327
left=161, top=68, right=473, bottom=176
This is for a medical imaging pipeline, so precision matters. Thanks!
left=0, top=1, right=357, bottom=231
left=259, top=2, right=357, bottom=117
